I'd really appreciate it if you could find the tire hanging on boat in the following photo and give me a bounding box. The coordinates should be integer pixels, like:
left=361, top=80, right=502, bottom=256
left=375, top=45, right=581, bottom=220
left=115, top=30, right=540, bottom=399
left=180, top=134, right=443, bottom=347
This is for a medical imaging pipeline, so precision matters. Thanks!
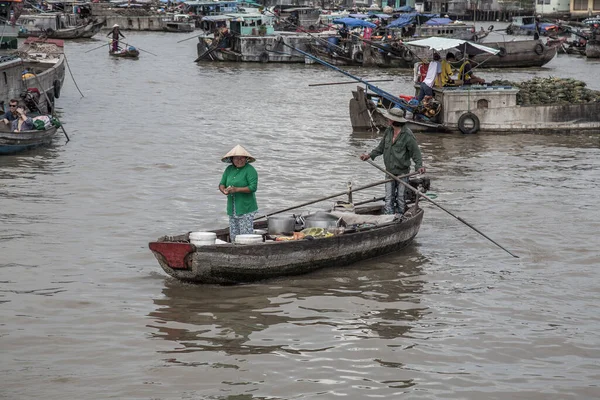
left=457, top=112, right=480, bottom=134
left=534, top=43, right=544, bottom=55
left=497, top=47, right=507, bottom=57
left=259, top=52, right=269, bottom=63
left=353, top=51, right=364, bottom=64
left=401, top=47, right=413, bottom=62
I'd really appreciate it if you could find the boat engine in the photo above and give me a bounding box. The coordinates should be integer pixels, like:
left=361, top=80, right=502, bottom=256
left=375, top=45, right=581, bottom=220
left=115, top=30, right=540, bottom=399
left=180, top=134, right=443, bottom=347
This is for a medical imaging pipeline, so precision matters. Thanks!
left=21, top=88, right=41, bottom=113
left=405, top=177, right=431, bottom=204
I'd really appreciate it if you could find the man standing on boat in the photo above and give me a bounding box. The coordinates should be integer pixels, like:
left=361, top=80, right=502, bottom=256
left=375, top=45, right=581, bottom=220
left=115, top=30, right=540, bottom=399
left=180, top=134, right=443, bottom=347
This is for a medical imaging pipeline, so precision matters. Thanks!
left=417, top=52, right=441, bottom=102
left=107, top=24, right=125, bottom=52
left=359, top=108, right=426, bottom=215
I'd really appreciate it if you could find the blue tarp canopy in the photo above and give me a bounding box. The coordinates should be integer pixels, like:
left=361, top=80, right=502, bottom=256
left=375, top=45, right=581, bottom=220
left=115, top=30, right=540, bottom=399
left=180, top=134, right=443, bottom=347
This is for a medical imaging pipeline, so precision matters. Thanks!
left=424, top=17, right=453, bottom=25
left=387, top=12, right=439, bottom=29
left=369, top=13, right=392, bottom=20
left=396, top=5, right=414, bottom=12
left=348, top=13, right=369, bottom=19
left=332, top=17, right=377, bottom=28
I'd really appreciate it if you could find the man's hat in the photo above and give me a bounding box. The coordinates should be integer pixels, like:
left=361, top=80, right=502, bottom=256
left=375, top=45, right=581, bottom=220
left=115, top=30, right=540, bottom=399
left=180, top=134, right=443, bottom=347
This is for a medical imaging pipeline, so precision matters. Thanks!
left=221, top=145, right=256, bottom=163
left=113, top=24, right=119, bottom=28
left=380, top=107, right=407, bottom=123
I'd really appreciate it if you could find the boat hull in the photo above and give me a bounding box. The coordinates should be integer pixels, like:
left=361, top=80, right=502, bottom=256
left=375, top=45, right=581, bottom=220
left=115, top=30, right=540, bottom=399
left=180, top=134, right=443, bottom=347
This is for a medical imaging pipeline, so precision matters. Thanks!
left=149, top=207, right=424, bottom=284
left=109, top=50, right=139, bottom=58
left=0, top=126, right=59, bottom=155
left=18, top=20, right=104, bottom=39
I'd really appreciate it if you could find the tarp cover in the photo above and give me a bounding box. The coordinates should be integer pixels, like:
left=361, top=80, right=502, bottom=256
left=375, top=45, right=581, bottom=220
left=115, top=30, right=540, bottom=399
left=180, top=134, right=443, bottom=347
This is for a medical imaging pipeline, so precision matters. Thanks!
left=405, top=37, right=500, bottom=55
left=396, top=5, right=414, bottom=12
left=387, top=12, right=439, bottom=29
left=424, top=17, right=454, bottom=25
left=332, top=17, right=377, bottom=28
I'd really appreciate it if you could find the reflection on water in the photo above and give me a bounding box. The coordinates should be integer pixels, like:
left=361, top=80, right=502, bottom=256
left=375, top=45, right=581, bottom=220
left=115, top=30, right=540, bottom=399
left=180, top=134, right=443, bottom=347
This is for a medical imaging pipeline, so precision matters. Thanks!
left=149, top=249, right=427, bottom=361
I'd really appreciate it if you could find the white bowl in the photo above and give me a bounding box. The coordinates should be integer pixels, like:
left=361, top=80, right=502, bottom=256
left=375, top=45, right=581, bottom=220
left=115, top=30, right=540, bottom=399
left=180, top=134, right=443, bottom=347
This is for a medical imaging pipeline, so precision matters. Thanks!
left=235, top=234, right=263, bottom=244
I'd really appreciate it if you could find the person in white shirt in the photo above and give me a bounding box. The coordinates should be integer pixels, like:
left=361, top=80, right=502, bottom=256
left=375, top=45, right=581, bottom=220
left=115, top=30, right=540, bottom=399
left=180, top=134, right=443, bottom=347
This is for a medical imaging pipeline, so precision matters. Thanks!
left=417, top=52, right=441, bottom=102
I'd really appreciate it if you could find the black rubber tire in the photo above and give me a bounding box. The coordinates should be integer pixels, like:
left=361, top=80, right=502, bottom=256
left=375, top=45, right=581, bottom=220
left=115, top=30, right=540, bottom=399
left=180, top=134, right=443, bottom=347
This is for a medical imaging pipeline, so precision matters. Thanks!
left=534, top=43, right=544, bottom=55
left=53, top=80, right=61, bottom=99
left=308, top=25, right=315, bottom=31
left=488, top=24, right=494, bottom=31
left=353, top=51, right=364, bottom=64
left=401, top=48, right=413, bottom=62
left=259, top=52, right=269, bottom=63
left=458, top=112, right=480, bottom=134
left=497, top=47, right=507, bottom=57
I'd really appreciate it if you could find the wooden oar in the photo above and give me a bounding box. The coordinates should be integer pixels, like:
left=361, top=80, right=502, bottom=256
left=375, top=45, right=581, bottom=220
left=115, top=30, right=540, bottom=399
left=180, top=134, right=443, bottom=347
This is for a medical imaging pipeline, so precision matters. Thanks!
left=30, top=72, right=69, bottom=142
left=255, top=173, right=418, bottom=220
left=177, top=33, right=205, bottom=43
left=309, top=79, right=393, bottom=87
left=366, top=160, right=519, bottom=258
left=85, top=41, right=109, bottom=53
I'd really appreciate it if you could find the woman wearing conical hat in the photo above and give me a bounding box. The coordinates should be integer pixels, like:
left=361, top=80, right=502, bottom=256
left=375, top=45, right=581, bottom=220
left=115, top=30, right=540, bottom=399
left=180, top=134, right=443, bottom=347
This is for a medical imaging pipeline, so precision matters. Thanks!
left=219, top=145, right=258, bottom=242
left=107, top=23, right=125, bottom=53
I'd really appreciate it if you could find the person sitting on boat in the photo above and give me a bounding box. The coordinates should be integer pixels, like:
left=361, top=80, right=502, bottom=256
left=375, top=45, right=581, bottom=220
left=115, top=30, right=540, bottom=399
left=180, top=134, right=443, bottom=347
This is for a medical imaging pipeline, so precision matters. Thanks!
left=359, top=108, right=426, bottom=216
left=436, top=52, right=459, bottom=87
left=11, top=107, right=34, bottom=132
left=458, top=54, right=485, bottom=85
left=107, top=24, right=125, bottom=52
left=417, top=52, right=441, bottom=102
left=22, top=69, right=35, bottom=80
left=2, top=99, right=21, bottom=124
left=219, top=145, right=259, bottom=243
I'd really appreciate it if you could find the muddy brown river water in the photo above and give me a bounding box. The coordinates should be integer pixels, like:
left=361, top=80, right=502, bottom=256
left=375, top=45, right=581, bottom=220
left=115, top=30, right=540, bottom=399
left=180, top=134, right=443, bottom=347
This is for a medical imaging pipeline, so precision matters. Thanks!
left=1, top=30, right=599, bottom=399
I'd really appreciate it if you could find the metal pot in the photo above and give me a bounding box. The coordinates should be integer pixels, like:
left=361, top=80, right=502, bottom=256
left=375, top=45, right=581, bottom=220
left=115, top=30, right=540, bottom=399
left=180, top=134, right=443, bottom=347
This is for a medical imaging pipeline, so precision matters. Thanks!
left=303, top=212, right=342, bottom=230
left=267, top=215, right=296, bottom=235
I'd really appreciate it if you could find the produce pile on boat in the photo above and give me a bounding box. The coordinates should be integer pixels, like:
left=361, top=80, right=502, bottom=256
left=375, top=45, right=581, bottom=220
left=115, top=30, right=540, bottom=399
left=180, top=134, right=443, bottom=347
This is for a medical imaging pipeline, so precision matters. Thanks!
left=490, top=77, right=600, bottom=105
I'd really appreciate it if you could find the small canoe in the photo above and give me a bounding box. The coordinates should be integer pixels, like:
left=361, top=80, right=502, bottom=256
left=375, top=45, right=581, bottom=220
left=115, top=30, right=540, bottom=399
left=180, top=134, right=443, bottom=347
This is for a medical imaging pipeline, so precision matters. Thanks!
left=109, top=48, right=140, bottom=58
left=0, top=126, right=59, bottom=155
left=149, top=204, right=424, bottom=284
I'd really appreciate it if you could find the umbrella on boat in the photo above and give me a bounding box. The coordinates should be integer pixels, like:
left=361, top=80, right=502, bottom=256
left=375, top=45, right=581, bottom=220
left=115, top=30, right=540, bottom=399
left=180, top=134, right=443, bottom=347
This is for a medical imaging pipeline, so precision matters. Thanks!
left=405, top=36, right=500, bottom=55
left=332, top=17, right=377, bottom=29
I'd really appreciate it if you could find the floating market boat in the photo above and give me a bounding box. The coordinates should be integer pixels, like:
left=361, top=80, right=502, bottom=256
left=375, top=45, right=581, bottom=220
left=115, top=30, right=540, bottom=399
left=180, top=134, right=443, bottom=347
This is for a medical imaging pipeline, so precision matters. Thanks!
left=586, top=39, right=600, bottom=58
left=350, top=76, right=600, bottom=134
left=163, top=14, right=195, bottom=33
left=366, top=38, right=557, bottom=68
left=0, top=125, right=59, bottom=155
left=149, top=202, right=424, bottom=284
left=17, top=16, right=104, bottom=39
left=109, top=47, right=140, bottom=58
left=1, top=38, right=65, bottom=115
left=348, top=38, right=600, bottom=134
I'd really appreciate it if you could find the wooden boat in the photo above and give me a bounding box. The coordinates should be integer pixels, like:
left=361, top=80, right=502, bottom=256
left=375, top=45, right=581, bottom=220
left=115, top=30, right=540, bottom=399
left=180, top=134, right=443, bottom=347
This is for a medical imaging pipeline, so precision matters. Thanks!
left=368, top=39, right=557, bottom=68
left=163, top=14, right=195, bottom=33
left=349, top=82, right=600, bottom=134
left=109, top=47, right=140, bottom=58
left=149, top=203, right=424, bottom=284
left=0, top=125, right=59, bottom=155
left=2, top=38, right=65, bottom=115
left=18, top=18, right=104, bottom=39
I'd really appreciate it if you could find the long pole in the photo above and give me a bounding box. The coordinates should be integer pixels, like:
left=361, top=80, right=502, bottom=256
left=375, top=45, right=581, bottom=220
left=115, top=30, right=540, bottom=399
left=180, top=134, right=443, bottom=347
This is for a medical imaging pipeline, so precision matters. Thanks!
left=366, top=160, right=519, bottom=258
left=279, top=41, right=412, bottom=113
left=31, top=72, right=69, bottom=142
left=255, top=173, right=418, bottom=220
left=309, top=79, right=393, bottom=87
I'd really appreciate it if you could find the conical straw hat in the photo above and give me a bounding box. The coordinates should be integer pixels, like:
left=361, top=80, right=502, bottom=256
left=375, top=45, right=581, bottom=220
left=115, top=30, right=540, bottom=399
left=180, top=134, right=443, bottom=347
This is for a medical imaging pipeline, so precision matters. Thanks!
left=221, top=144, right=255, bottom=163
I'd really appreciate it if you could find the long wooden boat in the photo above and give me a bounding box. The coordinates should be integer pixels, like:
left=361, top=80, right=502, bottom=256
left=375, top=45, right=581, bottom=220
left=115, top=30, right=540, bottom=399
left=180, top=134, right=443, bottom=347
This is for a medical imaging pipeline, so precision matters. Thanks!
left=2, top=38, right=66, bottom=115
left=149, top=204, right=424, bottom=284
left=349, top=82, right=600, bottom=134
left=368, top=39, right=557, bottom=68
left=18, top=19, right=104, bottom=39
left=109, top=48, right=140, bottom=58
left=0, top=125, right=59, bottom=155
